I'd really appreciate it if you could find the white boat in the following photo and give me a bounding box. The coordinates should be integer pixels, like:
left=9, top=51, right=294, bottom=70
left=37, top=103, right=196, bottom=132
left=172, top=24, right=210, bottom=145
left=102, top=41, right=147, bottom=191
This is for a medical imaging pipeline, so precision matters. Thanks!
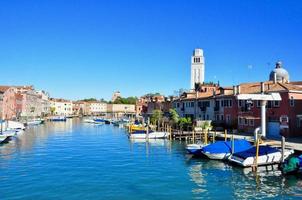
left=0, top=130, right=17, bottom=143
left=83, top=119, right=95, bottom=123
left=0, top=120, right=25, bottom=131
left=26, top=119, right=44, bottom=126
left=129, top=131, right=170, bottom=139
left=186, top=142, right=206, bottom=156
left=228, top=145, right=294, bottom=167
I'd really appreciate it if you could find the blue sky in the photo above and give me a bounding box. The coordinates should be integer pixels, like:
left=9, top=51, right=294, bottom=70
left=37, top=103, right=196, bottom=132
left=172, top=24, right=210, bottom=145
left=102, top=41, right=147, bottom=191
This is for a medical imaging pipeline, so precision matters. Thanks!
left=0, top=0, right=301, bottom=100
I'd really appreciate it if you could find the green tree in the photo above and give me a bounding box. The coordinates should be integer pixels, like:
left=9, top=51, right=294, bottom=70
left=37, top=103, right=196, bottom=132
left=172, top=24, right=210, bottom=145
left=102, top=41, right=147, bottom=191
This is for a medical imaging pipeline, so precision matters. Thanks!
left=113, top=96, right=137, bottom=104
left=169, top=108, right=179, bottom=126
left=151, top=109, right=163, bottom=125
left=178, top=117, right=192, bottom=130
left=50, top=107, right=56, bottom=115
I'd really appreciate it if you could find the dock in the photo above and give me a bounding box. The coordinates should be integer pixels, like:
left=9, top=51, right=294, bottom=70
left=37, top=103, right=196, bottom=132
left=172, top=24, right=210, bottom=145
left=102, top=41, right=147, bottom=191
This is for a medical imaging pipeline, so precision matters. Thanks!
left=171, top=130, right=302, bottom=152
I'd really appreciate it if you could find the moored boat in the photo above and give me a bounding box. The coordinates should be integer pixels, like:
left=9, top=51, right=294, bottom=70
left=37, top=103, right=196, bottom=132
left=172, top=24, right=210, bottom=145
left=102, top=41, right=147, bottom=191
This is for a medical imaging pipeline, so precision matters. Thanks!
left=186, top=142, right=206, bottom=156
left=228, top=145, right=294, bottom=167
left=0, top=130, right=18, bottom=143
left=280, top=155, right=302, bottom=175
left=129, top=130, right=170, bottom=139
left=26, top=119, right=44, bottom=126
left=201, top=139, right=252, bottom=160
left=50, top=116, right=67, bottom=121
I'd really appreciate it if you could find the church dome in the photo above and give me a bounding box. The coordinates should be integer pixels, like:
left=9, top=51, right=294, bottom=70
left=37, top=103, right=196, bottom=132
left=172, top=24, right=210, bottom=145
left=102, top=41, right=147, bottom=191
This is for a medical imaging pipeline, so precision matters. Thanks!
left=269, top=61, right=289, bottom=82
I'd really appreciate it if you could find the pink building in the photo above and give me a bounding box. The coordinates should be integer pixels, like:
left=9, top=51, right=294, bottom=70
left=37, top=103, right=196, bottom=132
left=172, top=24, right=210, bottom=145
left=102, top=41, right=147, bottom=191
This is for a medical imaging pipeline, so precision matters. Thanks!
left=0, top=86, right=22, bottom=120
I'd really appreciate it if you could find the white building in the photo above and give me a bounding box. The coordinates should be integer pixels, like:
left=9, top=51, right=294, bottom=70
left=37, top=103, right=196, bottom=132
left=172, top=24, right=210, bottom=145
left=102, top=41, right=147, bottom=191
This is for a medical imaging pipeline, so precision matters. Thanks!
left=191, top=48, right=205, bottom=89
left=90, top=102, right=107, bottom=115
left=36, top=90, right=50, bottom=117
left=50, top=98, right=73, bottom=116
left=107, top=104, right=136, bottom=118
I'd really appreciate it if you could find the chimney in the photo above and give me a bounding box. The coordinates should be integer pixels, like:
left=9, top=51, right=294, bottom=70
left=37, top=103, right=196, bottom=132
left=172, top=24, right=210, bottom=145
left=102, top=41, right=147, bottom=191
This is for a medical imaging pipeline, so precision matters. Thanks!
left=273, top=72, right=277, bottom=84
left=261, top=82, right=265, bottom=93
left=233, top=85, right=237, bottom=95
left=237, top=85, right=241, bottom=94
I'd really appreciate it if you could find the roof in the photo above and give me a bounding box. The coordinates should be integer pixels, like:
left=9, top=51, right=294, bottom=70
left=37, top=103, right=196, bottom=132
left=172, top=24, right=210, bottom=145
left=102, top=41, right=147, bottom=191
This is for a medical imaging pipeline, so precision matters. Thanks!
left=0, top=86, right=11, bottom=93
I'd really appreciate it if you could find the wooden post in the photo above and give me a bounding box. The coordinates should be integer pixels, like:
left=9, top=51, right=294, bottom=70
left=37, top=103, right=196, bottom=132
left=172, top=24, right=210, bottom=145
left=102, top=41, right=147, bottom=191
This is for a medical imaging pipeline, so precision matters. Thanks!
left=224, top=129, right=227, bottom=141
left=252, top=138, right=260, bottom=172
left=204, top=130, right=208, bottom=145
left=281, top=136, right=285, bottom=162
left=231, top=133, right=234, bottom=154
left=213, top=129, right=215, bottom=143
left=146, top=117, right=150, bottom=140
left=192, top=125, right=195, bottom=143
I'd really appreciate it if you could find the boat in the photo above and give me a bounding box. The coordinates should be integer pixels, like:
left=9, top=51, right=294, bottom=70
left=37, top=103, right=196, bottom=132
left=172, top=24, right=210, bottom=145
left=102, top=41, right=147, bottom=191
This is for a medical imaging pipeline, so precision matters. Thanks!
left=228, top=145, right=294, bottom=167
left=280, top=155, right=302, bottom=175
left=128, top=124, right=146, bottom=132
left=83, top=119, right=96, bottom=123
left=26, top=119, right=44, bottom=126
left=0, top=130, right=18, bottom=143
left=50, top=116, right=67, bottom=121
left=201, top=139, right=253, bottom=160
left=186, top=142, right=206, bottom=156
left=0, top=120, right=25, bottom=131
left=129, top=130, right=170, bottom=139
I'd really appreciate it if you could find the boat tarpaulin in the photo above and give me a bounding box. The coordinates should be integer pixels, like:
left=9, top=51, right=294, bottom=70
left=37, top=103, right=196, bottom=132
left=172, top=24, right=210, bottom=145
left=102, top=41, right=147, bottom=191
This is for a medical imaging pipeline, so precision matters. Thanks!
left=233, top=146, right=280, bottom=159
left=202, top=140, right=252, bottom=154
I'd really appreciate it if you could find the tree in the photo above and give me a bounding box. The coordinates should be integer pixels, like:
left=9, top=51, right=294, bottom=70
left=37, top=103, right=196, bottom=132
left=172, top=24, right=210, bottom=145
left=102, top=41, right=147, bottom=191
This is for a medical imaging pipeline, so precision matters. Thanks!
left=50, top=107, right=56, bottom=115
left=178, top=117, right=192, bottom=131
left=169, top=108, right=179, bottom=126
left=151, top=109, right=163, bottom=125
left=113, top=96, right=137, bottom=104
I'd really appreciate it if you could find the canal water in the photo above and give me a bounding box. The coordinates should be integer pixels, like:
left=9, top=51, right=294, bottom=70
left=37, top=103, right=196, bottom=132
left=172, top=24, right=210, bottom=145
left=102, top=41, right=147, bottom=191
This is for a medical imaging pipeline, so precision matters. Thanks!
left=0, top=119, right=302, bottom=200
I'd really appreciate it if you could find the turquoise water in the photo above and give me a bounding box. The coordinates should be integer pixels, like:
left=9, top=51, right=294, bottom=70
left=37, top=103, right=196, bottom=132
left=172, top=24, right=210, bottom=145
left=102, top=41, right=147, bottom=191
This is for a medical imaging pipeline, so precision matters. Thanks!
left=1, top=119, right=302, bottom=200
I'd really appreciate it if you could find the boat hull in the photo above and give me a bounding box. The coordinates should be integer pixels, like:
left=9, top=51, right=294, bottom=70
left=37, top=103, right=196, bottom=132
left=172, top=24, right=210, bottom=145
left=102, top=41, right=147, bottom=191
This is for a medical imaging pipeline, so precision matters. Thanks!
left=129, top=132, right=170, bottom=139
left=228, top=148, right=294, bottom=167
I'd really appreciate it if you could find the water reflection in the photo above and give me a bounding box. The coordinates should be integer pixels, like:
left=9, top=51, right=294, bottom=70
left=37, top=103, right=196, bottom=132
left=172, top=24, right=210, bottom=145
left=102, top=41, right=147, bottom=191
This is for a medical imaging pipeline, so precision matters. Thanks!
left=0, top=119, right=75, bottom=160
left=186, top=155, right=302, bottom=199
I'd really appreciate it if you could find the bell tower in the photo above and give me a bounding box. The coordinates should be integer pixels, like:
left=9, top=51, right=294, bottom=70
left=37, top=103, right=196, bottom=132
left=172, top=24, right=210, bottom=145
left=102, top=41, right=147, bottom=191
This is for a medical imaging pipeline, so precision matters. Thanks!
left=191, top=48, right=205, bottom=89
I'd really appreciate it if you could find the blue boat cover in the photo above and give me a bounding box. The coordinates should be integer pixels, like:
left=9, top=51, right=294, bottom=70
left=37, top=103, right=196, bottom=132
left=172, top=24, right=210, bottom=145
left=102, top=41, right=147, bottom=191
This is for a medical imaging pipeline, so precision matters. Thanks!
left=233, top=146, right=280, bottom=159
left=202, top=139, right=252, bottom=154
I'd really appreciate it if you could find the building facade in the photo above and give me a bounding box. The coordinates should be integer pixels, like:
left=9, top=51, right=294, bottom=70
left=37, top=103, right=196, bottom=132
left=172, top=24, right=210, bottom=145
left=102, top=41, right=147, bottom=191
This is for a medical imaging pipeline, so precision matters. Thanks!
left=50, top=98, right=73, bottom=116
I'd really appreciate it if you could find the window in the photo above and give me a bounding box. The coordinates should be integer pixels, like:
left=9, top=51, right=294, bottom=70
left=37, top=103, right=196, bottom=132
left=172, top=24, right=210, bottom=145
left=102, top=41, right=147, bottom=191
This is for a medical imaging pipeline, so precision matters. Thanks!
left=249, top=119, right=254, bottom=126
left=220, top=115, right=224, bottom=121
left=297, top=118, right=302, bottom=128
left=273, top=101, right=280, bottom=107
left=290, top=96, right=295, bottom=107
left=257, top=100, right=261, bottom=107
left=238, top=117, right=242, bottom=125
left=226, top=115, right=231, bottom=123
left=244, top=118, right=248, bottom=126
left=238, top=100, right=242, bottom=107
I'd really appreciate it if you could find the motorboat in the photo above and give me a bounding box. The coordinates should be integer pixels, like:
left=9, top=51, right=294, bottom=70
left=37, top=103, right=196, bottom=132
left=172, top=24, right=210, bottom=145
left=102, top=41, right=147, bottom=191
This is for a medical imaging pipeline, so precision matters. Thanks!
left=228, top=145, right=294, bottom=167
left=129, top=130, right=170, bottom=139
left=186, top=142, right=206, bottom=156
left=83, top=119, right=96, bottom=123
left=50, top=116, right=67, bottom=121
left=0, top=120, right=25, bottom=131
left=280, top=155, right=302, bottom=175
left=0, top=130, right=17, bottom=143
left=201, top=139, right=252, bottom=160
left=26, top=119, right=44, bottom=126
